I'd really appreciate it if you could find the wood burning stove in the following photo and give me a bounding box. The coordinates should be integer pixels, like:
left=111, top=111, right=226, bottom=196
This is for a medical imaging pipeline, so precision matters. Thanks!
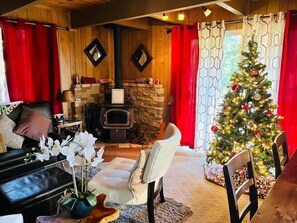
left=100, top=104, right=134, bottom=142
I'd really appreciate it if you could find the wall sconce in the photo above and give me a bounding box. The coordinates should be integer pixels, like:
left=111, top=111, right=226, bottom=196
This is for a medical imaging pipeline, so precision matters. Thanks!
left=61, top=90, right=76, bottom=120
left=201, top=6, right=212, bottom=17
left=162, top=12, right=169, bottom=21
left=178, top=11, right=185, bottom=21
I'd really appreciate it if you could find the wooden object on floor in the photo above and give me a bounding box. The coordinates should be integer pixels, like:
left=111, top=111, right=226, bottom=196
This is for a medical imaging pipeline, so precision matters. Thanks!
left=36, top=194, right=119, bottom=223
left=223, top=150, right=258, bottom=223
left=272, top=131, right=289, bottom=179
left=82, top=194, right=119, bottom=223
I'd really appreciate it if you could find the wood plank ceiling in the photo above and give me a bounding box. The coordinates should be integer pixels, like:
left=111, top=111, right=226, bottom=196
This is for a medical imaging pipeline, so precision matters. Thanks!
left=40, top=0, right=114, bottom=10
left=0, top=0, right=246, bottom=28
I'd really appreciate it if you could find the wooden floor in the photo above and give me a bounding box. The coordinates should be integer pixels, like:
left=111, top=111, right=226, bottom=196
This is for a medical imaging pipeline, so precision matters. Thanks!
left=94, top=142, right=151, bottom=162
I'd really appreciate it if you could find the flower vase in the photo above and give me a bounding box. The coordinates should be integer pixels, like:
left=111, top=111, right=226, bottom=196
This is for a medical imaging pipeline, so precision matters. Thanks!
left=70, top=198, right=93, bottom=219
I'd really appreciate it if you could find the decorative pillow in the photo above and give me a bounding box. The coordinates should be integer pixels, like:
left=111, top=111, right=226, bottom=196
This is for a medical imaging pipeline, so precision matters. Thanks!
left=81, top=76, right=97, bottom=84
left=128, top=149, right=150, bottom=200
left=0, top=114, right=24, bottom=148
left=0, top=134, right=7, bottom=153
left=13, top=106, right=51, bottom=141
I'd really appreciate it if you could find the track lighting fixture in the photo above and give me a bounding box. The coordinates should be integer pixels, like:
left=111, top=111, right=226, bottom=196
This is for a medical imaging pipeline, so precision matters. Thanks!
left=162, top=12, right=169, bottom=21
left=201, top=6, right=212, bottom=17
left=178, top=11, right=185, bottom=21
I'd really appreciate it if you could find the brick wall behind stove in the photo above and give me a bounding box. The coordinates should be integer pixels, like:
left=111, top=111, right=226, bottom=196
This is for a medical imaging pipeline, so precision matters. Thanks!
left=124, top=83, right=164, bottom=140
left=73, top=84, right=105, bottom=128
left=73, top=83, right=164, bottom=140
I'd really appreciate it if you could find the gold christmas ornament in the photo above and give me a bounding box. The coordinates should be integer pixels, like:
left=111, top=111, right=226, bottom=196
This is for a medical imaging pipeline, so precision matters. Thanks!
left=254, top=93, right=262, bottom=100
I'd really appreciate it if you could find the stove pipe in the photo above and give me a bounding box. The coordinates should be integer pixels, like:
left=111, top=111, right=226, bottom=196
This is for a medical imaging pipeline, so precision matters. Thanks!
left=113, top=25, right=123, bottom=89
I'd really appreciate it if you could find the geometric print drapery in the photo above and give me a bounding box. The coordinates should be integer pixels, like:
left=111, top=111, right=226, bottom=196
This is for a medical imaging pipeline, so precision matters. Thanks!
left=240, top=12, right=285, bottom=104
left=195, top=21, right=225, bottom=151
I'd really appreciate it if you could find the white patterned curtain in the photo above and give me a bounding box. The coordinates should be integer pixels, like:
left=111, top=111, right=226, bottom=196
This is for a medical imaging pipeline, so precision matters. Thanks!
left=195, top=21, right=225, bottom=151
left=0, top=28, right=10, bottom=103
left=240, top=12, right=285, bottom=103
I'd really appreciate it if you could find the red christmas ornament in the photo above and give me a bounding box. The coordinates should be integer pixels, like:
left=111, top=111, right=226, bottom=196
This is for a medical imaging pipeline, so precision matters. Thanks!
left=242, top=104, right=250, bottom=111
left=231, top=151, right=237, bottom=157
left=251, top=68, right=259, bottom=77
left=253, top=130, right=260, bottom=137
left=231, top=83, right=240, bottom=92
left=211, top=125, right=218, bottom=133
left=266, top=110, right=272, bottom=116
left=223, top=105, right=227, bottom=111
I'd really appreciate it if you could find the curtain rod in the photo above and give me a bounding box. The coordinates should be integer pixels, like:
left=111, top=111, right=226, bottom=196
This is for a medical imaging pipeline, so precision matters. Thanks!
left=166, top=13, right=285, bottom=34
left=6, top=19, right=69, bottom=31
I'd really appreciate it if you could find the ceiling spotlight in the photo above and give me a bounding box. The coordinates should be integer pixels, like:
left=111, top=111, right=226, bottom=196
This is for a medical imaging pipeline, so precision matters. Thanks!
left=202, top=6, right=212, bottom=17
left=162, top=12, right=169, bottom=21
left=178, top=11, right=185, bottom=21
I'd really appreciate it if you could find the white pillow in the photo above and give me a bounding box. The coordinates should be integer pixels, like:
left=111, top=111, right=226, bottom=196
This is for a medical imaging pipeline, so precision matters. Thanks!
left=128, top=149, right=150, bottom=200
left=0, top=114, right=24, bottom=148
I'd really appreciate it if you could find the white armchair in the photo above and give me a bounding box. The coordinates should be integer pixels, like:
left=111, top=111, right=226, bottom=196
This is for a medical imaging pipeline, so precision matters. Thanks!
left=88, top=123, right=181, bottom=223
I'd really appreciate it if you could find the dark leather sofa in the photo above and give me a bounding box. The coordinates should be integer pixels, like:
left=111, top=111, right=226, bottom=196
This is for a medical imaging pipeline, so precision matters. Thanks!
left=0, top=101, right=59, bottom=182
left=0, top=101, right=73, bottom=223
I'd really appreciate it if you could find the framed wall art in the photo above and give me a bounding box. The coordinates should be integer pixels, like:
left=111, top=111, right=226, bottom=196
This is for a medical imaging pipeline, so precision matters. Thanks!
left=84, top=38, right=107, bottom=67
left=131, top=44, right=152, bottom=72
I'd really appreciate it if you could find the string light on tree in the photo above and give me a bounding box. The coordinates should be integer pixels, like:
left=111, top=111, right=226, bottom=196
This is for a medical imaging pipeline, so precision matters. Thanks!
left=206, top=35, right=282, bottom=177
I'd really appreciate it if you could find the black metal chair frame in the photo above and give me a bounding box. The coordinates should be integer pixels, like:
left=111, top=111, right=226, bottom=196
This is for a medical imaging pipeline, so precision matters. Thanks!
left=272, top=132, right=289, bottom=179
left=147, top=177, right=165, bottom=223
left=223, top=150, right=258, bottom=223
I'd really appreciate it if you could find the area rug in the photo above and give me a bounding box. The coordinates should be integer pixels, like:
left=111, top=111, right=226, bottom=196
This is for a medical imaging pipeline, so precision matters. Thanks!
left=67, top=165, right=193, bottom=222
left=107, top=197, right=193, bottom=223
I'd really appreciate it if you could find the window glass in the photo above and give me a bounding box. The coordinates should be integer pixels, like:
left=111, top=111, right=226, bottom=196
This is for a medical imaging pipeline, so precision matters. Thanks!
left=0, top=28, right=10, bottom=103
left=218, top=30, right=241, bottom=103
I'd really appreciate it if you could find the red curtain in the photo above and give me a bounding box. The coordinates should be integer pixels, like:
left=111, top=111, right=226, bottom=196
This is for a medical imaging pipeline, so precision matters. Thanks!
left=278, top=10, right=297, bottom=156
left=1, top=17, right=62, bottom=113
left=170, top=24, right=199, bottom=148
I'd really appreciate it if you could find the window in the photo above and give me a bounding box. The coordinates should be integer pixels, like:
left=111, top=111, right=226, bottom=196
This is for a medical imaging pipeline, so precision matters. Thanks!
left=0, top=28, right=9, bottom=102
left=219, top=30, right=241, bottom=103
left=195, top=29, right=241, bottom=151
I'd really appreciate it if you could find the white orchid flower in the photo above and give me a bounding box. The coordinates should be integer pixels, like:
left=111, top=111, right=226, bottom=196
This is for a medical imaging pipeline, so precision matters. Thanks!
left=39, top=135, right=47, bottom=150
left=67, top=152, right=82, bottom=167
left=50, top=140, right=61, bottom=156
left=37, top=131, right=101, bottom=195
left=73, top=131, right=97, bottom=148
left=84, top=147, right=96, bottom=163
left=35, top=149, right=50, bottom=162
left=91, top=148, right=104, bottom=167
left=47, top=137, right=54, bottom=146
left=61, top=135, right=72, bottom=147
left=60, top=145, right=70, bottom=156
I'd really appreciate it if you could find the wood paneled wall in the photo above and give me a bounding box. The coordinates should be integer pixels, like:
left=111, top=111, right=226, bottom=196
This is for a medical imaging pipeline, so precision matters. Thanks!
left=5, top=0, right=297, bottom=118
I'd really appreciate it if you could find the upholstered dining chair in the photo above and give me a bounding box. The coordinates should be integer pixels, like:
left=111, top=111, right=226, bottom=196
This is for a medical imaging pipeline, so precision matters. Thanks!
left=223, top=149, right=258, bottom=223
left=272, top=131, right=289, bottom=179
left=88, top=123, right=181, bottom=223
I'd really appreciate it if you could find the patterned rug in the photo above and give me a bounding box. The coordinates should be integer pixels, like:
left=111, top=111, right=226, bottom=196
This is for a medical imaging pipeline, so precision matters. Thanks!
left=68, top=165, right=193, bottom=222
left=107, top=197, right=193, bottom=223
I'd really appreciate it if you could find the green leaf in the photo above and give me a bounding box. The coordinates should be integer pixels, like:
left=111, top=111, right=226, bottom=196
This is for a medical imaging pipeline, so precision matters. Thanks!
left=61, top=197, right=77, bottom=210
left=85, top=193, right=97, bottom=207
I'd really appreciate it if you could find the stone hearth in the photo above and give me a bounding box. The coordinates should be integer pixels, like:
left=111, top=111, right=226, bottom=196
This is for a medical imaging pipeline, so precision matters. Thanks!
left=72, top=82, right=164, bottom=141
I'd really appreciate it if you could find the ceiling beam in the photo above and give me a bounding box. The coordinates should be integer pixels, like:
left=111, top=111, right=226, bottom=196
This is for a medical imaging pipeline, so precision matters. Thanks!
left=112, top=18, right=150, bottom=30
left=0, top=0, right=43, bottom=16
left=216, top=0, right=246, bottom=16
left=71, top=0, right=229, bottom=28
left=150, top=12, right=184, bottom=25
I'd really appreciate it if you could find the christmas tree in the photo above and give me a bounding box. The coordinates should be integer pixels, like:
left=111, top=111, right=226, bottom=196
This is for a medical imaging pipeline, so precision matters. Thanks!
left=206, top=36, right=282, bottom=176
